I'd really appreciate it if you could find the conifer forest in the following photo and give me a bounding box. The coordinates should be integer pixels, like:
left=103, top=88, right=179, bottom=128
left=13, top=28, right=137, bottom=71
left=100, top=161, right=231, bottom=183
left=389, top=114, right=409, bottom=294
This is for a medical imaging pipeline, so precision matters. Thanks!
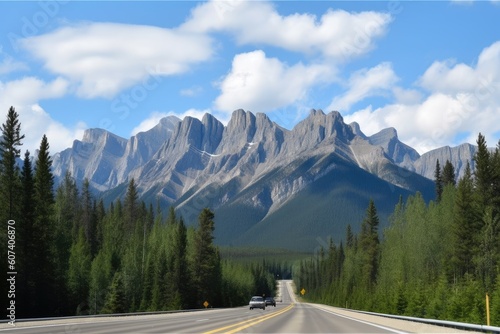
left=295, top=133, right=500, bottom=325
left=2, top=105, right=500, bottom=325
left=0, top=107, right=276, bottom=318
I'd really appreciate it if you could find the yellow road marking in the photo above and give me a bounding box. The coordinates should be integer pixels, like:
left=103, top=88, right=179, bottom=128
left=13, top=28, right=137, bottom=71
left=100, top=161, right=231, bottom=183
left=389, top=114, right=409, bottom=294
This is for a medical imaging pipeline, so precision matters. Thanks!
left=203, top=303, right=295, bottom=334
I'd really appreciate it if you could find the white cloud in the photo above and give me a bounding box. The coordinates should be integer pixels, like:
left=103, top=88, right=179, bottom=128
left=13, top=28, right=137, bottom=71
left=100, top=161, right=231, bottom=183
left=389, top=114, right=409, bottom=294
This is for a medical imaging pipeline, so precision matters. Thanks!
left=27, top=104, right=87, bottom=154
left=215, top=50, right=333, bottom=113
left=0, top=55, right=28, bottom=75
left=328, top=62, right=398, bottom=112
left=182, top=0, right=392, bottom=60
left=345, top=42, right=500, bottom=154
left=0, top=103, right=86, bottom=155
left=20, top=22, right=213, bottom=98
left=392, top=87, right=423, bottom=105
left=419, top=41, right=500, bottom=95
left=0, top=76, right=68, bottom=106
left=0, top=76, right=85, bottom=153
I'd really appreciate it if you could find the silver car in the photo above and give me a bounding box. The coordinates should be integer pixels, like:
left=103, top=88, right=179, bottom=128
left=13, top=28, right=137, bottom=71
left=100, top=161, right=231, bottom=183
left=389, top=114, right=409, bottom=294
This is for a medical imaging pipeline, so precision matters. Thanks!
left=249, top=296, right=266, bottom=310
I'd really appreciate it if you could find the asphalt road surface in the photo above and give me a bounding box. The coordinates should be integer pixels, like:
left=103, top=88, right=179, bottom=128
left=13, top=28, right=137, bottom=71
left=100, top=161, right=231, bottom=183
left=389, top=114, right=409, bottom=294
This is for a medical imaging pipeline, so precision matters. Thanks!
left=0, top=280, right=475, bottom=333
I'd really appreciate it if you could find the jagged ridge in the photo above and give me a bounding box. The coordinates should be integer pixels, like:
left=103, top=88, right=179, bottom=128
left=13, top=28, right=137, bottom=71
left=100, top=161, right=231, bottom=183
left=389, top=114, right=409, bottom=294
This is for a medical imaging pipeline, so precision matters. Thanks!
left=51, top=109, right=476, bottom=250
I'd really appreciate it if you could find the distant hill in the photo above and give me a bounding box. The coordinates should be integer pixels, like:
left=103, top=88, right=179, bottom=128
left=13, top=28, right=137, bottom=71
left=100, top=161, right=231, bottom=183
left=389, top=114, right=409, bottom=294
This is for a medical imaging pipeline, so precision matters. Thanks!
left=52, top=109, right=473, bottom=251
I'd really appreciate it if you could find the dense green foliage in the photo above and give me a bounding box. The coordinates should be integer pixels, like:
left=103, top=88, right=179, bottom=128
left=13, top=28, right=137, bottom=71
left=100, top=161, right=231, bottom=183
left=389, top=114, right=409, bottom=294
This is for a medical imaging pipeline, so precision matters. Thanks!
left=0, top=107, right=275, bottom=318
left=295, top=133, right=500, bottom=325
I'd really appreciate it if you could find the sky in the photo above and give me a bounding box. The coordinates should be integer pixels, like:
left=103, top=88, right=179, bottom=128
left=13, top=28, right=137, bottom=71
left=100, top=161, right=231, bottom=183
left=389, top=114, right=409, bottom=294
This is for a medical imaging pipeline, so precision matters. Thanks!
left=0, top=0, right=500, bottom=155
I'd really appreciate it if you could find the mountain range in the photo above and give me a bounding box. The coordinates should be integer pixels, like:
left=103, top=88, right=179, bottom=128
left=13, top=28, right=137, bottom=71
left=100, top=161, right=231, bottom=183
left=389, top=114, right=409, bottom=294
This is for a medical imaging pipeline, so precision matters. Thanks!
left=52, top=109, right=478, bottom=251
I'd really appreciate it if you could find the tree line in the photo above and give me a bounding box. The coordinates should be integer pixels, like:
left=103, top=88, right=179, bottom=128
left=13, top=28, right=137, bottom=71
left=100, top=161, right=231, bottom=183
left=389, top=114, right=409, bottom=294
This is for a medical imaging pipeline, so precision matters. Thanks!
left=0, top=107, right=275, bottom=318
left=295, top=133, right=500, bottom=325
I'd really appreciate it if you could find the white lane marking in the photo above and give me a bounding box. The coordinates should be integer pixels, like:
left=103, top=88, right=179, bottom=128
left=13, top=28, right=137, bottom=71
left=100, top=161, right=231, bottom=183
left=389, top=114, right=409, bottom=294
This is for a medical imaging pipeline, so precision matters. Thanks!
left=196, top=318, right=210, bottom=322
left=312, top=305, right=409, bottom=334
left=0, top=321, right=94, bottom=331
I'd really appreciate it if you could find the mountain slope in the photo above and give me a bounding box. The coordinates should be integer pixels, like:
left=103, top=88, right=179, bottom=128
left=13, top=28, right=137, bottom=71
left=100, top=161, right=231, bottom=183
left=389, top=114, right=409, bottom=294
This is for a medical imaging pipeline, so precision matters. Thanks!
left=53, top=109, right=447, bottom=251
left=52, top=115, right=179, bottom=191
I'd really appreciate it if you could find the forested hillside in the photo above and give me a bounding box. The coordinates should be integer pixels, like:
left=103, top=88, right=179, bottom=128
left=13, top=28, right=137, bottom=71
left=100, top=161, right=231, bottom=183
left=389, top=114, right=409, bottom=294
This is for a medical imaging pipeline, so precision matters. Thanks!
left=295, top=133, right=500, bottom=325
left=0, top=107, right=275, bottom=318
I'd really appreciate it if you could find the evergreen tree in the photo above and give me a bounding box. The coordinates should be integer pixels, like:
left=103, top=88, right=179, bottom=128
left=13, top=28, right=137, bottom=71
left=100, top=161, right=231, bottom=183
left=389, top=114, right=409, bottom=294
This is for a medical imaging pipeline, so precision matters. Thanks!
left=190, top=208, right=222, bottom=308
left=53, top=172, right=79, bottom=314
left=442, top=160, right=456, bottom=187
left=102, top=272, right=127, bottom=314
left=170, top=216, right=189, bottom=309
left=0, top=107, right=24, bottom=305
left=434, top=159, right=443, bottom=202
left=359, top=199, right=380, bottom=288
left=0, top=106, right=25, bottom=220
left=474, top=133, right=493, bottom=210
left=67, top=228, right=91, bottom=314
left=95, top=199, right=106, bottom=250
left=346, top=224, right=354, bottom=249
left=81, top=179, right=97, bottom=256
left=32, top=134, right=57, bottom=316
left=124, top=178, right=139, bottom=233
left=18, top=150, right=35, bottom=317
left=474, top=206, right=498, bottom=292
left=491, top=141, right=500, bottom=216
left=450, top=161, right=479, bottom=279
left=88, top=250, right=113, bottom=314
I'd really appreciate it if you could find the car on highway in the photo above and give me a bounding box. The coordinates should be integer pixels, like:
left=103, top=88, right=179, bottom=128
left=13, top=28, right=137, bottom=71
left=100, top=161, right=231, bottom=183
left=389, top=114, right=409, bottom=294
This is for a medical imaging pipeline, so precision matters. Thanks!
left=265, top=296, right=276, bottom=307
left=249, top=296, right=266, bottom=310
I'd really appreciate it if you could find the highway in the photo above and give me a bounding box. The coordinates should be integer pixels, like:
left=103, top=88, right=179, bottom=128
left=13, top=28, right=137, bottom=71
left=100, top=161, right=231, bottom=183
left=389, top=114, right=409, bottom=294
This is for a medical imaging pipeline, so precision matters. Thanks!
left=0, top=280, right=474, bottom=333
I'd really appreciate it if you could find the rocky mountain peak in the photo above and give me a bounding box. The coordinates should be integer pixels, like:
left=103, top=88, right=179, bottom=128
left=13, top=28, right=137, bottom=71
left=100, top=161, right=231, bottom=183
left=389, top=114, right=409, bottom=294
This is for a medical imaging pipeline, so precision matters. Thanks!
left=226, top=109, right=257, bottom=136
left=158, top=115, right=181, bottom=127
left=292, top=109, right=354, bottom=144
left=81, top=128, right=114, bottom=144
left=349, top=122, right=366, bottom=139
left=52, top=108, right=481, bottom=222
left=368, top=127, right=419, bottom=167
left=309, top=108, right=326, bottom=117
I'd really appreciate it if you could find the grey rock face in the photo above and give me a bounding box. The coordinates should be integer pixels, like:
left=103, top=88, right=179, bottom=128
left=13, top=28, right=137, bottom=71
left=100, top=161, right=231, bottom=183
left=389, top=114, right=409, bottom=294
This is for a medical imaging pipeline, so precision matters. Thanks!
left=52, top=109, right=480, bottom=215
left=52, top=115, right=180, bottom=191
left=412, top=143, right=477, bottom=181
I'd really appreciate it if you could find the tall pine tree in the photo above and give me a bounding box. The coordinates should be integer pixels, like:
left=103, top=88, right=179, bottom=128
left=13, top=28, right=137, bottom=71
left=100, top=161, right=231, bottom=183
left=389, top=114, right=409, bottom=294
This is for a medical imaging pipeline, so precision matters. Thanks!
left=0, top=107, right=25, bottom=306
left=18, top=150, right=35, bottom=316
left=32, top=134, right=57, bottom=316
left=0, top=106, right=25, bottom=220
left=190, top=208, right=222, bottom=308
left=359, top=199, right=380, bottom=289
left=450, top=161, right=479, bottom=279
left=474, top=133, right=492, bottom=210
left=434, top=159, right=443, bottom=202
left=124, top=178, right=139, bottom=233
left=442, top=160, right=456, bottom=187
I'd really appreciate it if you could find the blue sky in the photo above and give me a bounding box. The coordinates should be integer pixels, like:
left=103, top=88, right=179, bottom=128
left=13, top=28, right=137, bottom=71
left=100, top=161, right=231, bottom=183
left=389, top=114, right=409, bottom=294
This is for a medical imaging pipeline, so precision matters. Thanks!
left=1, top=0, right=500, bottom=154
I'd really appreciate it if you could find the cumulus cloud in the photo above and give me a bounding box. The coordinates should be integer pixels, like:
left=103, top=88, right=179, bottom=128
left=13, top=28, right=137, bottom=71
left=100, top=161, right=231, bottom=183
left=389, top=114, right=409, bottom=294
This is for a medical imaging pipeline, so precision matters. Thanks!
left=0, top=76, right=86, bottom=153
left=214, top=50, right=333, bottom=113
left=20, top=22, right=213, bottom=98
left=328, top=62, right=398, bottom=112
left=0, top=55, right=28, bottom=75
left=345, top=42, right=500, bottom=154
left=0, top=76, right=68, bottom=105
left=182, top=0, right=392, bottom=60
left=419, top=42, right=500, bottom=95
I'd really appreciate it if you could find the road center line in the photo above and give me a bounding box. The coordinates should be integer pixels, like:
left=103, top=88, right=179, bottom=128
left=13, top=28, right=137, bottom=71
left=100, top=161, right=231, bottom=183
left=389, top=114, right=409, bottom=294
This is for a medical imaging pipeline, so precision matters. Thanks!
left=203, top=303, right=295, bottom=334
